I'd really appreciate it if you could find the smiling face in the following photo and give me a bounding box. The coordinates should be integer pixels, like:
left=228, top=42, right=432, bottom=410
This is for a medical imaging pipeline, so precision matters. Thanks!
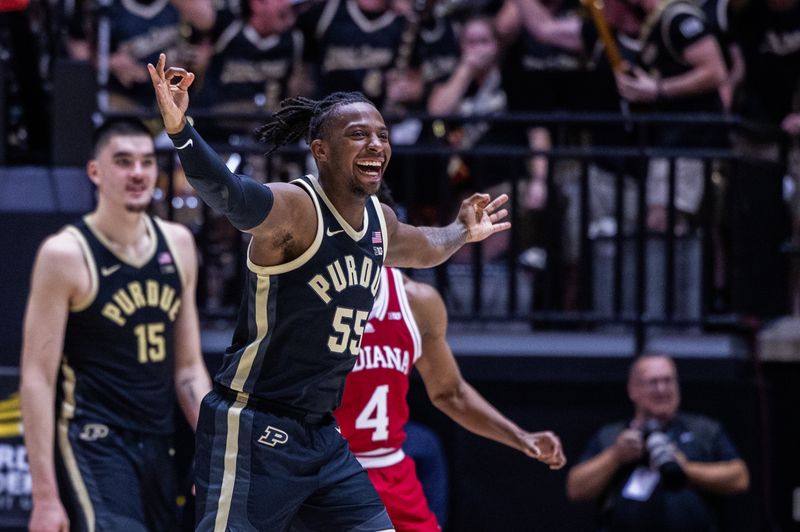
left=88, top=134, right=157, bottom=213
left=628, top=356, right=681, bottom=424
left=311, top=102, right=391, bottom=197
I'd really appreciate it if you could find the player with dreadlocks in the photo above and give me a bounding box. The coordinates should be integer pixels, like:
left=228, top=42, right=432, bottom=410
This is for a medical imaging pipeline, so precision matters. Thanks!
left=148, top=53, right=528, bottom=531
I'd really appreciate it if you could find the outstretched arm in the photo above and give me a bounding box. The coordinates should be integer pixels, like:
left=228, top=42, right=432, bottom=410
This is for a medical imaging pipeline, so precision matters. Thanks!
left=408, top=277, right=566, bottom=470
left=383, top=193, right=511, bottom=268
left=148, top=53, right=325, bottom=266
left=147, top=53, right=277, bottom=233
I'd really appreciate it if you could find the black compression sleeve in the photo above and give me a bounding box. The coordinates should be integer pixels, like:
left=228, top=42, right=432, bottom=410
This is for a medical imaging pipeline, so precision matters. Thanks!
left=168, top=122, right=273, bottom=231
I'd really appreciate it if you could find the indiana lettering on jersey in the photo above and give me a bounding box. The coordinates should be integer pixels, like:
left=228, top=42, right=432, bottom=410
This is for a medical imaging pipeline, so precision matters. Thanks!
left=101, top=280, right=181, bottom=326
left=351, top=344, right=410, bottom=374
left=308, top=255, right=381, bottom=305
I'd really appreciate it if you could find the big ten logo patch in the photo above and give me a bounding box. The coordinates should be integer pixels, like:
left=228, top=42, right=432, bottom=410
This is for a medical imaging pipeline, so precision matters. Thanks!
left=257, top=426, right=289, bottom=447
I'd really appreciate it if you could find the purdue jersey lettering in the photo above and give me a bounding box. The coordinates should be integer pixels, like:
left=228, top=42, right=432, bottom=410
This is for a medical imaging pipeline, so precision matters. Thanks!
left=101, top=280, right=181, bottom=326
left=217, top=175, right=387, bottom=416
left=308, top=255, right=381, bottom=304
left=58, top=216, right=183, bottom=434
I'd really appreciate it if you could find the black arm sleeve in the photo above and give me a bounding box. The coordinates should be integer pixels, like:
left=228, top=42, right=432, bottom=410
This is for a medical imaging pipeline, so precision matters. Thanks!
left=168, top=122, right=273, bottom=231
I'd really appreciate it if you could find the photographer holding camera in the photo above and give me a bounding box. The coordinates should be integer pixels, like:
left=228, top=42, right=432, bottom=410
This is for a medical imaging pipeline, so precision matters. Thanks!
left=566, top=354, right=749, bottom=531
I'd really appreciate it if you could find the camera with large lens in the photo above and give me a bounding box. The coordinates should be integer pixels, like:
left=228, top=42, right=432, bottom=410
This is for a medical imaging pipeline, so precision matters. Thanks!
left=642, top=419, right=686, bottom=488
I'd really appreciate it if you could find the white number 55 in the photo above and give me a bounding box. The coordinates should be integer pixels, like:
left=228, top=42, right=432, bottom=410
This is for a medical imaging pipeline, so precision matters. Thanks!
left=328, top=306, right=369, bottom=355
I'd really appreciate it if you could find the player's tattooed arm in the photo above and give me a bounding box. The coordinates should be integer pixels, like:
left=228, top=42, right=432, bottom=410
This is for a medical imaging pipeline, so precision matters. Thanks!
left=168, top=222, right=212, bottom=430
left=179, top=376, right=199, bottom=405
left=382, top=193, right=510, bottom=268
left=417, top=223, right=468, bottom=255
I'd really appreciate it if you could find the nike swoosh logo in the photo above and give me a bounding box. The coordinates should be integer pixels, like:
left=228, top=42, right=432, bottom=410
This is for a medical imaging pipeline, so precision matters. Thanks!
left=100, top=264, right=121, bottom=277
left=175, top=139, right=194, bottom=150
left=326, top=228, right=345, bottom=236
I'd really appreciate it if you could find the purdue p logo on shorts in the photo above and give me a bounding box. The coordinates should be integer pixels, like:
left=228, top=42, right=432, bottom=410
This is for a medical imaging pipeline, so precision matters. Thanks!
left=257, top=426, right=289, bottom=447
left=79, top=423, right=109, bottom=441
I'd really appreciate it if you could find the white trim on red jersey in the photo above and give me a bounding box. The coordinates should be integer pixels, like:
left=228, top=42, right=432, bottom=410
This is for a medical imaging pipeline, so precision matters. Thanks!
left=393, top=268, right=422, bottom=364
left=356, top=448, right=406, bottom=468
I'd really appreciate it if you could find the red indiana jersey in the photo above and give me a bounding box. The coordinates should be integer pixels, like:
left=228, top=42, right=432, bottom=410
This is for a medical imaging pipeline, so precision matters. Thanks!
left=334, top=267, right=422, bottom=468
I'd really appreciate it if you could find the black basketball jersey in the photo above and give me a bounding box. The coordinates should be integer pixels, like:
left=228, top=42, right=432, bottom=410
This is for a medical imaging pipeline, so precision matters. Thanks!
left=304, top=0, right=406, bottom=107
left=108, top=0, right=182, bottom=105
left=217, top=175, right=387, bottom=416
left=697, top=0, right=730, bottom=47
left=58, top=216, right=184, bottom=434
left=638, top=0, right=722, bottom=114
left=416, top=17, right=460, bottom=98
left=197, top=22, right=303, bottom=112
left=735, top=0, right=800, bottom=123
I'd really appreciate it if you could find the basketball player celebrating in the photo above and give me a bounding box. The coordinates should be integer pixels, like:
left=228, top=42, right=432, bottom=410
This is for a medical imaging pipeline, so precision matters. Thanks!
left=148, top=53, right=514, bottom=531
left=20, top=119, right=212, bottom=532
left=335, top=265, right=567, bottom=531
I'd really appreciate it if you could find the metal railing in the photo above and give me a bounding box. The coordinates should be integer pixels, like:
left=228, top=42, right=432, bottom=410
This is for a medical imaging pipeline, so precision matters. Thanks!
left=135, top=110, right=789, bottom=348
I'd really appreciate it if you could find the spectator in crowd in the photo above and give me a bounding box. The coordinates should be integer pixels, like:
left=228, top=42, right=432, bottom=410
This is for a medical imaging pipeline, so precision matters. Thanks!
left=615, top=0, right=728, bottom=233
left=209, top=0, right=244, bottom=40
left=297, top=0, right=418, bottom=111
left=697, top=0, right=746, bottom=111
left=497, top=0, right=586, bottom=213
left=428, top=14, right=525, bottom=259
left=506, top=0, right=728, bottom=232
left=191, top=0, right=308, bottom=313
left=199, top=0, right=305, bottom=114
left=731, top=0, right=799, bottom=312
left=566, top=353, right=749, bottom=532
left=68, top=0, right=214, bottom=112
left=20, top=118, right=212, bottom=532
left=195, top=0, right=306, bottom=140
left=733, top=0, right=799, bottom=139
left=497, top=0, right=643, bottom=307
left=381, top=0, right=462, bottom=225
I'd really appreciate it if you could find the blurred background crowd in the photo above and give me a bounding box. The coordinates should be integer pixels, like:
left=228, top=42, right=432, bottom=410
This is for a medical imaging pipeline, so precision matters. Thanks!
left=2, top=0, right=800, bottom=530
left=2, top=0, right=799, bottom=324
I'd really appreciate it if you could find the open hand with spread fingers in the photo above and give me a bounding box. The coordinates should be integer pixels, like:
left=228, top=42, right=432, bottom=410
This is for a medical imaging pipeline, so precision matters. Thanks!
left=458, top=192, right=511, bottom=243
left=147, top=53, right=196, bottom=134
